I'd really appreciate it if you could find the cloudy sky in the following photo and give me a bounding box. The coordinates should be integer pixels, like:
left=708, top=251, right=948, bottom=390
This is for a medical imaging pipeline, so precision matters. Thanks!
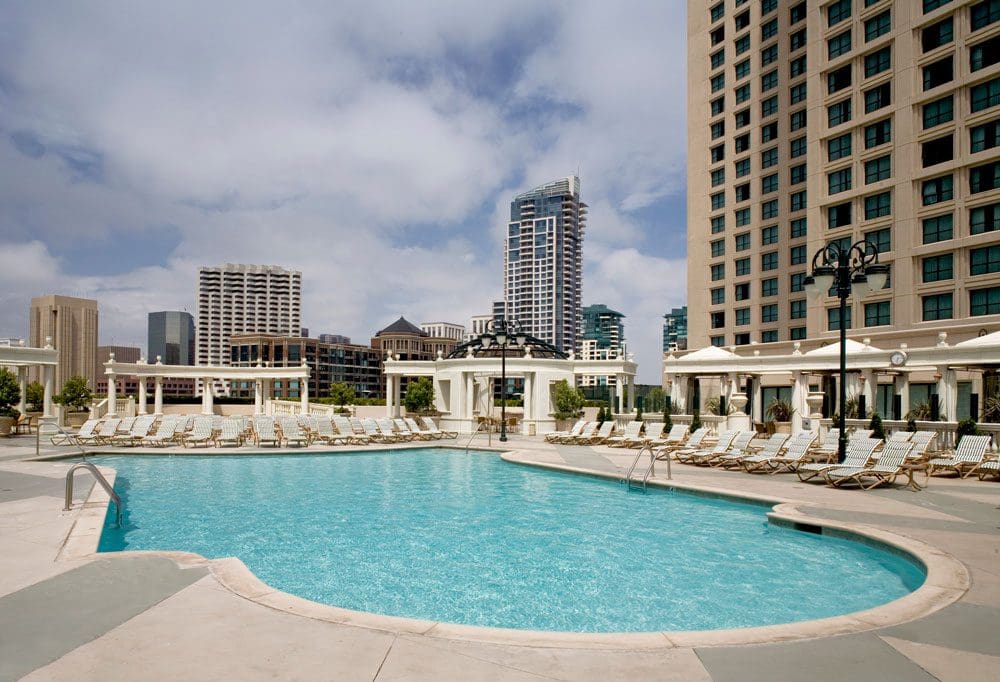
left=0, top=0, right=687, bottom=383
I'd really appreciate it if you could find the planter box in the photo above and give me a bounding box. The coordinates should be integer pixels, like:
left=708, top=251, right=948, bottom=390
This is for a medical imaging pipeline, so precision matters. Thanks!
left=0, top=416, right=14, bottom=437
left=65, top=412, right=89, bottom=428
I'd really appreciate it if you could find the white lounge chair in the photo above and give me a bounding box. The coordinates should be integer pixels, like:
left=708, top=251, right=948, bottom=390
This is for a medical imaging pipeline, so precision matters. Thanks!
left=334, top=416, right=370, bottom=444
left=393, top=418, right=421, bottom=441
left=888, top=431, right=913, bottom=443
left=377, top=418, right=408, bottom=442
left=693, top=431, right=756, bottom=466
left=606, top=421, right=644, bottom=448
left=741, top=431, right=816, bottom=474
left=823, top=441, right=914, bottom=489
left=653, top=426, right=703, bottom=459
left=404, top=417, right=437, bottom=440
left=715, top=432, right=788, bottom=469
left=797, top=437, right=881, bottom=482
left=809, top=428, right=842, bottom=461
left=571, top=421, right=615, bottom=445
left=253, top=416, right=280, bottom=446
left=81, top=418, right=121, bottom=446
left=54, top=418, right=99, bottom=446
left=312, top=417, right=354, bottom=445
left=927, top=435, right=993, bottom=478
left=216, top=418, right=245, bottom=447
left=361, top=418, right=396, bottom=443
left=546, top=418, right=586, bottom=443
left=278, top=416, right=310, bottom=446
left=142, top=418, right=180, bottom=447
left=420, top=416, right=457, bottom=439
left=908, top=431, right=938, bottom=459
left=637, top=422, right=666, bottom=447
left=182, top=416, right=215, bottom=448
left=557, top=421, right=597, bottom=444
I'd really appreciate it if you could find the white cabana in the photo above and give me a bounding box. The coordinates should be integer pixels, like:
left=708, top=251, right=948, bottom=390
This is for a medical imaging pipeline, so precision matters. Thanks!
left=0, top=338, right=58, bottom=417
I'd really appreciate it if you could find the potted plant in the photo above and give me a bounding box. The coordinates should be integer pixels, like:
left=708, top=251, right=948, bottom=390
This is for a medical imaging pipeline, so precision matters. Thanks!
left=551, top=380, right=584, bottom=431
left=868, top=412, right=886, bottom=440
left=766, top=398, right=796, bottom=434
left=0, top=368, right=20, bottom=436
left=54, top=375, right=93, bottom=427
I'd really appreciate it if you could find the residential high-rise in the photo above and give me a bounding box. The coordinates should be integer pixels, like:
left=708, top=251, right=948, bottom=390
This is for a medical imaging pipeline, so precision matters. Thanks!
left=687, top=0, right=1000, bottom=353
left=580, top=304, right=625, bottom=354
left=148, top=311, right=195, bottom=365
left=503, top=176, right=586, bottom=352
left=28, top=295, right=98, bottom=390
left=197, top=264, right=301, bottom=392
left=663, top=306, right=688, bottom=352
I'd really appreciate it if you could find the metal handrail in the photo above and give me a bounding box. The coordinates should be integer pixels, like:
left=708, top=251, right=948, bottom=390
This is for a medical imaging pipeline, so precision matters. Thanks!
left=64, top=461, right=122, bottom=528
left=37, top=417, right=90, bottom=459
left=621, top=447, right=646, bottom=484
left=464, top=420, right=493, bottom=454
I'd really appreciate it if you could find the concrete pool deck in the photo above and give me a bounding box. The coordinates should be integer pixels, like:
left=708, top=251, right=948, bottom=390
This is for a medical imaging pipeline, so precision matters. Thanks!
left=0, top=434, right=998, bottom=680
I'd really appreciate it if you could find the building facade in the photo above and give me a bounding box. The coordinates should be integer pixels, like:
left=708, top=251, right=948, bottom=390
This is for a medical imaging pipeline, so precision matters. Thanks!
left=229, top=333, right=382, bottom=400
left=371, top=317, right=461, bottom=395
left=578, top=305, right=626, bottom=390
left=663, top=306, right=689, bottom=352
left=28, top=294, right=99, bottom=390
left=503, top=176, right=587, bottom=353
left=420, top=322, right=466, bottom=342
left=197, top=264, right=302, bottom=393
left=148, top=311, right=195, bottom=365
left=687, top=0, right=1000, bottom=353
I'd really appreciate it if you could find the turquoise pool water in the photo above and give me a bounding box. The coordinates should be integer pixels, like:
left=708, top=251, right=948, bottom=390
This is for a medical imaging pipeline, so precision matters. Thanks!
left=94, top=449, right=924, bottom=632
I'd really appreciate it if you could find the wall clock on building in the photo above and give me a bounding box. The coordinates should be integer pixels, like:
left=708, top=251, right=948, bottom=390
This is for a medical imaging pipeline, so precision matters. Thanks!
left=889, top=350, right=908, bottom=367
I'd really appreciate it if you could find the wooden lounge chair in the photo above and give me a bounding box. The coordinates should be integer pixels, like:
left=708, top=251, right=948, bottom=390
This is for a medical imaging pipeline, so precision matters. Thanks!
left=715, top=432, right=788, bottom=469
left=80, top=418, right=121, bottom=446
left=693, top=431, right=756, bottom=466
left=278, top=416, right=310, bottom=447
left=741, top=431, right=816, bottom=473
left=142, top=418, right=180, bottom=447
left=652, top=426, right=703, bottom=459
left=606, top=421, right=644, bottom=448
left=796, top=437, right=881, bottom=482
left=377, top=418, right=409, bottom=442
left=361, top=418, right=397, bottom=443
left=808, top=428, right=841, bottom=461
left=334, top=416, right=370, bottom=444
left=888, top=431, right=913, bottom=443
left=927, top=435, right=993, bottom=478
left=405, top=417, right=438, bottom=440
left=675, top=430, right=737, bottom=465
left=53, top=418, right=99, bottom=445
left=182, top=416, right=215, bottom=448
left=545, top=418, right=586, bottom=443
left=636, top=422, right=666, bottom=447
left=216, top=418, right=245, bottom=447
left=571, top=420, right=615, bottom=445
left=823, top=441, right=914, bottom=489
left=908, top=431, right=938, bottom=460
left=112, top=415, right=157, bottom=446
left=555, top=421, right=597, bottom=444
left=392, top=418, right=420, bottom=440
left=253, top=416, right=281, bottom=446
left=420, top=416, right=457, bottom=439
left=312, top=418, right=354, bottom=445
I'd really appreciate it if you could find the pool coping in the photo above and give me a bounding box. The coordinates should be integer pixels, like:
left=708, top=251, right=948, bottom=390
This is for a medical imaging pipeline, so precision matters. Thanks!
left=59, top=447, right=971, bottom=650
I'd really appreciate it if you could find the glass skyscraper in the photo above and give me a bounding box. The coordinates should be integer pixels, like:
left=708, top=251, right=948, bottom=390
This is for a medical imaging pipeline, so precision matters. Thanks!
left=147, top=311, right=195, bottom=365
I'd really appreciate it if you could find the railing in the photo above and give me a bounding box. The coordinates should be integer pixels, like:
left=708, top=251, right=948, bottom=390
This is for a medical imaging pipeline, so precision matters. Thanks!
left=64, top=461, right=122, bottom=528
left=90, top=398, right=109, bottom=419
left=670, top=414, right=725, bottom=435
left=464, top=419, right=494, bottom=453
left=89, top=397, right=132, bottom=419
left=819, top=418, right=1000, bottom=452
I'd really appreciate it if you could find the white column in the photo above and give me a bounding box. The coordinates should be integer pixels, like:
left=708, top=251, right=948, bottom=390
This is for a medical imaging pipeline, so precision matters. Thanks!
left=393, top=376, right=402, bottom=417
left=938, top=367, right=957, bottom=421
left=202, top=378, right=213, bottom=415
left=617, top=375, right=625, bottom=414
left=138, top=378, right=147, bottom=415
left=522, top=372, right=533, bottom=434
left=300, top=375, right=309, bottom=415
left=465, top=372, right=475, bottom=421
left=253, top=380, right=262, bottom=414
left=17, top=367, right=27, bottom=415
left=43, top=365, right=54, bottom=418
left=751, top=376, right=763, bottom=423
left=897, top=373, right=910, bottom=419
left=154, top=377, right=163, bottom=415
left=107, top=373, right=117, bottom=416
left=791, top=371, right=806, bottom=435
left=861, top=369, right=876, bottom=418
left=386, top=373, right=395, bottom=417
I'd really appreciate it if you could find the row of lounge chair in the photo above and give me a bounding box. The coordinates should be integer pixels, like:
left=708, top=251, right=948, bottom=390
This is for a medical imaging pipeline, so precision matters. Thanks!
left=53, top=414, right=458, bottom=449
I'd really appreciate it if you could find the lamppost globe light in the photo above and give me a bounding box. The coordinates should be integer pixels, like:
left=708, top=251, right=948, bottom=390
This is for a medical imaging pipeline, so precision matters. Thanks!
left=515, top=333, right=527, bottom=347
left=803, top=274, right=822, bottom=298
left=850, top=272, right=871, bottom=299
left=481, top=335, right=492, bottom=349
left=495, top=331, right=508, bottom=346
left=866, top=263, right=889, bottom=291
left=812, top=266, right=836, bottom=292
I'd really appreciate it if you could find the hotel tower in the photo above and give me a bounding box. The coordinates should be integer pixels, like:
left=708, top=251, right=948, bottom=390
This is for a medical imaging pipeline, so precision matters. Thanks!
left=503, top=176, right=587, bottom=353
left=687, top=0, right=1000, bottom=352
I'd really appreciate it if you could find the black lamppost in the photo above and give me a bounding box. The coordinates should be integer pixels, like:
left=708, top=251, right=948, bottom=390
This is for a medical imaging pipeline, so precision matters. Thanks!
left=804, top=240, right=889, bottom=463
left=479, top=319, right=527, bottom=442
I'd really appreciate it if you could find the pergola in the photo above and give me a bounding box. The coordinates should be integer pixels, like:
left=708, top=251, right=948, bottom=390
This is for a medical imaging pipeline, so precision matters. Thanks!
left=103, top=355, right=311, bottom=415
left=0, top=339, right=58, bottom=417
left=383, top=348, right=638, bottom=435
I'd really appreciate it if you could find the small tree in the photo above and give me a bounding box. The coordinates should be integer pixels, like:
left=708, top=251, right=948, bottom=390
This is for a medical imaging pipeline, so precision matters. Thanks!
left=26, top=381, right=45, bottom=412
left=956, top=417, right=980, bottom=444
left=766, top=398, right=795, bottom=422
left=54, top=376, right=93, bottom=412
left=868, top=412, right=886, bottom=440
left=328, top=382, right=355, bottom=407
left=905, top=417, right=918, bottom=432
left=403, top=377, right=435, bottom=413
left=690, top=409, right=702, bottom=432
left=0, top=368, right=20, bottom=418
left=635, top=405, right=643, bottom=421
left=663, top=403, right=672, bottom=430
left=552, top=380, right=585, bottom=420
left=596, top=405, right=606, bottom=424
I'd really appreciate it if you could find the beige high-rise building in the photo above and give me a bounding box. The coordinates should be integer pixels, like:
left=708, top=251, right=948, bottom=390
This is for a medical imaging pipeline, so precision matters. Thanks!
left=687, top=0, right=1000, bottom=353
left=29, top=295, right=99, bottom=390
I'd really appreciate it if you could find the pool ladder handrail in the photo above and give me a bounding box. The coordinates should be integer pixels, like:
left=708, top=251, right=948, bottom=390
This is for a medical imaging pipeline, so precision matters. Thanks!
left=64, top=461, right=123, bottom=528
left=621, top=444, right=671, bottom=491
left=464, top=419, right=494, bottom=454
left=36, top=416, right=91, bottom=459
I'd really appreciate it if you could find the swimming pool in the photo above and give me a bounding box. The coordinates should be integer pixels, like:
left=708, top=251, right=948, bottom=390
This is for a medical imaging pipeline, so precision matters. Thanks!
left=94, top=449, right=924, bottom=632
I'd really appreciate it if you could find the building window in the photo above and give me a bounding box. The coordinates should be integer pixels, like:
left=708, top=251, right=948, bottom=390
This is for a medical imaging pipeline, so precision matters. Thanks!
left=761, top=18, right=778, bottom=41
left=922, top=253, right=954, bottom=282
left=790, top=109, right=807, bottom=131
left=828, top=168, right=852, bottom=194
left=711, top=287, right=725, bottom=305
left=736, top=232, right=751, bottom=251
left=790, top=245, right=806, bottom=265
left=736, top=257, right=751, bottom=276
left=711, top=263, right=725, bottom=281
left=865, top=155, right=892, bottom=183
left=828, top=65, right=852, bottom=94
left=971, top=119, right=1000, bottom=154
left=790, top=272, right=805, bottom=292
left=865, top=118, right=892, bottom=148
left=735, top=183, right=751, bottom=202
left=864, top=82, right=891, bottom=112
left=923, top=96, right=953, bottom=128
left=735, top=58, right=751, bottom=80
left=712, top=192, right=726, bottom=210
left=736, top=9, right=751, bottom=30
left=971, top=78, right=1000, bottom=112
left=761, top=96, right=778, bottom=118
left=970, top=35, right=1000, bottom=71
left=865, top=192, right=891, bottom=219
left=712, top=121, right=725, bottom=139
left=864, top=301, right=891, bottom=327
left=761, top=121, right=778, bottom=142
left=790, top=326, right=807, bottom=340
left=791, top=217, right=807, bottom=238
left=711, top=144, right=725, bottom=163
left=711, top=168, right=726, bottom=187
left=790, top=136, right=807, bottom=158
left=828, top=0, right=851, bottom=27
left=970, top=161, right=1000, bottom=193
left=828, top=99, right=852, bottom=126
left=828, top=306, right=852, bottom=330
left=970, top=286, right=1000, bottom=316
left=735, top=133, right=751, bottom=152
left=736, top=207, right=751, bottom=226
left=790, top=28, right=807, bottom=52
left=761, top=199, right=779, bottom=219
left=761, top=44, right=779, bottom=67
left=762, top=251, right=779, bottom=270
left=711, top=311, right=726, bottom=328
left=711, top=97, right=725, bottom=116
left=711, top=2, right=724, bottom=22
left=922, top=214, right=953, bottom=243
left=734, top=333, right=751, bottom=346
left=761, top=330, right=778, bottom=343
left=791, top=190, right=807, bottom=212
left=735, top=282, right=751, bottom=300
left=711, top=216, right=726, bottom=233
left=829, top=202, right=852, bottom=228
left=790, top=82, right=807, bottom=104
left=865, top=11, right=891, bottom=42
left=711, top=335, right=725, bottom=347
left=924, top=0, right=953, bottom=14
left=790, top=299, right=806, bottom=319
left=762, top=225, right=778, bottom=245
left=922, top=17, right=954, bottom=52
left=761, top=70, right=778, bottom=92
left=735, top=158, right=751, bottom=178
left=736, top=308, right=751, bottom=326
left=762, top=147, right=779, bottom=168
left=735, top=34, right=751, bottom=55
left=790, top=2, right=806, bottom=24
left=711, top=50, right=725, bottom=69
left=711, top=26, right=725, bottom=46
left=971, top=244, right=1000, bottom=275
left=922, top=293, right=953, bottom=321
left=790, top=55, right=807, bottom=78
left=711, top=73, right=725, bottom=93
left=923, top=56, right=953, bottom=90
left=762, top=0, right=778, bottom=15
left=971, top=203, right=1000, bottom=234
left=828, top=31, right=852, bottom=59
left=761, top=304, right=778, bottom=323
left=762, top=173, right=779, bottom=194
left=864, top=47, right=891, bottom=78
left=762, top=277, right=779, bottom=296
left=971, top=0, right=1000, bottom=31
left=790, top=163, right=807, bottom=185
left=923, top=135, right=954, bottom=167
left=922, top=175, right=953, bottom=205
left=828, top=133, right=852, bottom=161
left=865, top=227, right=891, bottom=254
left=711, top=239, right=725, bottom=257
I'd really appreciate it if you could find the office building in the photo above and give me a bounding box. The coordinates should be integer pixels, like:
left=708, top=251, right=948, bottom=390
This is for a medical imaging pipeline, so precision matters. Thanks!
left=148, top=311, right=195, bottom=365
left=197, top=264, right=301, bottom=393
left=28, top=295, right=98, bottom=390
left=467, top=315, right=493, bottom=340
left=663, top=306, right=689, bottom=352
left=420, top=322, right=466, bottom=342
left=687, top=0, right=1000, bottom=353
left=578, top=304, right=626, bottom=390
left=318, top=333, right=351, bottom=345
left=503, top=176, right=587, bottom=352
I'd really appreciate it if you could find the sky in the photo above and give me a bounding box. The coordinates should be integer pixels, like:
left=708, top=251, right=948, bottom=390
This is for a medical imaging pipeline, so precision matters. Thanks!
left=0, top=0, right=688, bottom=384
